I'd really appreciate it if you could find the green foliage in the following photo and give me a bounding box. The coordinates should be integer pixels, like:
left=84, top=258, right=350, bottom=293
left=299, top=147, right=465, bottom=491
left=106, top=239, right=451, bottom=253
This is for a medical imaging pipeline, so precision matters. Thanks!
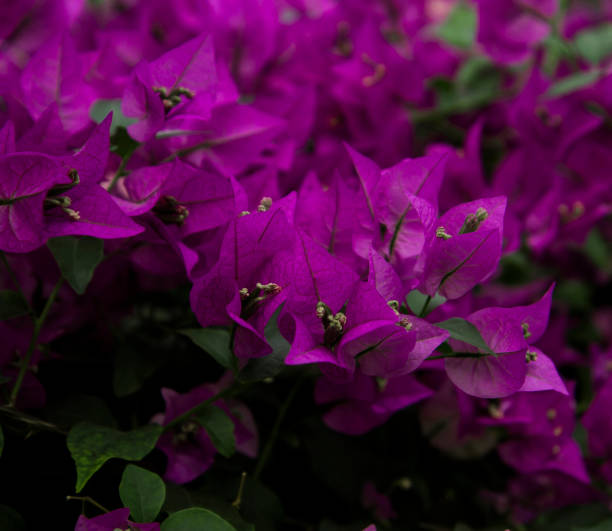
left=436, top=2, right=476, bottom=49
left=67, top=422, right=163, bottom=492
left=0, top=290, right=29, bottom=320
left=89, top=99, right=137, bottom=135
left=47, top=236, right=104, bottom=295
left=574, top=23, right=612, bottom=64
left=119, top=464, right=166, bottom=522
left=547, top=70, right=601, bottom=97
left=435, top=318, right=494, bottom=354
left=179, top=328, right=235, bottom=370
left=406, top=290, right=446, bottom=316
left=161, top=507, right=237, bottom=531
left=196, top=405, right=236, bottom=458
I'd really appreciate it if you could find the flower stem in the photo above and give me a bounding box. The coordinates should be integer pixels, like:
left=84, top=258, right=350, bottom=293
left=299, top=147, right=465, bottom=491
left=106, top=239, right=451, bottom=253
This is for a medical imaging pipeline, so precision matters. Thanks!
left=66, top=495, right=110, bottom=514
left=253, top=377, right=303, bottom=480
left=9, top=277, right=63, bottom=407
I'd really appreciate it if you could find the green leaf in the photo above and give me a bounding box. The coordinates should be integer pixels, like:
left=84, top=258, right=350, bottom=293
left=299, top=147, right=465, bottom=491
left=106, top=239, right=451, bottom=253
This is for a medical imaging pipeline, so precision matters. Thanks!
left=547, top=70, right=601, bottom=98
left=0, top=290, right=29, bottom=320
left=405, top=290, right=446, bottom=316
left=67, top=422, right=163, bottom=492
left=178, top=328, right=235, bottom=370
left=574, top=23, right=612, bottom=65
left=435, top=317, right=494, bottom=354
left=119, top=464, right=166, bottom=523
left=161, top=508, right=237, bottom=531
left=90, top=99, right=137, bottom=135
left=47, top=236, right=104, bottom=295
left=436, top=2, right=476, bottom=49
left=0, top=505, right=26, bottom=531
left=196, top=405, right=235, bottom=458
left=584, top=228, right=611, bottom=272
left=239, top=304, right=290, bottom=382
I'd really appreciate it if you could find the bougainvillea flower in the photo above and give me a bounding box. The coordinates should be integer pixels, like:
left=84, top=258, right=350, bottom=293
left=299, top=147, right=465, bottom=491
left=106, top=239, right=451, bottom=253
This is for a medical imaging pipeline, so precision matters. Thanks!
left=315, top=370, right=432, bottom=435
left=20, top=33, right=94, bottom=134
left=444, top=306, right=529, bottom=398
left=361, top=481, right=397, bottom=521
left=422, top=196, right=506, bottom=299
left=75, top=508, right=160, bottom=531
left=152, top=379, right=258, bottom=484
left=191, top=200, right=296, bottom=359
left=0, top=153, right=71, bottom=252
left=582, top=376, right=612, bottom=481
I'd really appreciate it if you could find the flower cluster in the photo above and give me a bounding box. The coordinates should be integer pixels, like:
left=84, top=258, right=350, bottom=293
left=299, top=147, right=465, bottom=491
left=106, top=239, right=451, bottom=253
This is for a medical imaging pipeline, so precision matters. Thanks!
left=0, top=0, right=611, bottom=529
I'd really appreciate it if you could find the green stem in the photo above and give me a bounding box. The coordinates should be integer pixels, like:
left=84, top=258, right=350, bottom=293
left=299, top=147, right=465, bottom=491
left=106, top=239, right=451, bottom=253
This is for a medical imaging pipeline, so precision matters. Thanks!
left=9, top=278, right=63, bottom=407
left=163, top=383, right=247, bottom=432
left=66, top=495, right=110, bottom=514
left=0, top=252, right=34, bottom=316
left=253, top=378, right=303, bottom=480
left=419, top=295, right=432, bottom=317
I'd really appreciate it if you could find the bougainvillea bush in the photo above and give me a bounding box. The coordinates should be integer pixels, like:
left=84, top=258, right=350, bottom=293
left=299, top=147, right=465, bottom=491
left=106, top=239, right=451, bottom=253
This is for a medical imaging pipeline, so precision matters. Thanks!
left=1, top=0, right=612, bottom=529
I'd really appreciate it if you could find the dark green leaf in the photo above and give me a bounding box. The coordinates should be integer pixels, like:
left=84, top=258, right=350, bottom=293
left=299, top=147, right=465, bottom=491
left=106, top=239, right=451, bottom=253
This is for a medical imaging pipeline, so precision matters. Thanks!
left=163, top=485, right=255, bottom=531
left=436, top=2, right=476, bottom=49
left=531, top=503, right=610, bottom=530
left=161, top=508, right=237, bottom=531
left=0, top=505, right=26, bottom=531
left=67, top=422, right=163, bottom=492
left=47, top=236, right=104, bottom=295
left=196, top=405, right=235, bottom=458
left=555, top=280, right=591, bottom=312
left=0, top=290, right=29, bottom=320
left=90, top=99, right=137, bottom=135
left=435, top=318, right=494, bottom=354
left=547, top=70, right=601, bottom=97
left=119, top=464, right=166, bottom=523
left=584, top=228, right=611, bottom=272
left=178, top=328, right=234, bottom=369
left=405, top=290, right=446, bottom=316
left=239, top=304, right=290, bottom=382
left=574, top=23, right=612, bottom=64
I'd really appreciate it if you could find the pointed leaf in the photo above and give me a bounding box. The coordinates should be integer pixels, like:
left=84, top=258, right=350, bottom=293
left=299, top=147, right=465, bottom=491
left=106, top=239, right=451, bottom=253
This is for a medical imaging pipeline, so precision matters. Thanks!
left=119, top=464, right=166, bottom=523
left=179, top=328, right=234, bottom=369
left=196, top=405, right=235, bottom=458
left=435, top=317, right=494, bottom=354
left=161, top=507, right=237, bottom=531
left=67, top=422, right=163, bottom=492
left=47, top=236, right=104, bottom=295
left=437, top=2, right=476, bottom=49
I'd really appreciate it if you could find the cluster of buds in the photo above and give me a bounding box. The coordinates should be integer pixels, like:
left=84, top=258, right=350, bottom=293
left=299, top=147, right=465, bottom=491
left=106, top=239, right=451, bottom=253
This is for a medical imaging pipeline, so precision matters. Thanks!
left=240, top=282, right=282, bottom=318
left=257, top=197, right=273, bottom=212
left=42, top=169, right=81, bottom=221
left=459, top=207, right=488, bottom=234
left=316, top=301, right=347, bottom=347
left=152, top=195, right=190, bottom=226
left=153, top=85, right=195, bottom=113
